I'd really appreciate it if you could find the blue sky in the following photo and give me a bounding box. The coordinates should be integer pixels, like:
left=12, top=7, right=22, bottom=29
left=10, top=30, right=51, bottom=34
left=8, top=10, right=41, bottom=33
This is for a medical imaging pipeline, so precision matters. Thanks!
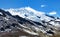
left=0, top=0, right=60, bottom=16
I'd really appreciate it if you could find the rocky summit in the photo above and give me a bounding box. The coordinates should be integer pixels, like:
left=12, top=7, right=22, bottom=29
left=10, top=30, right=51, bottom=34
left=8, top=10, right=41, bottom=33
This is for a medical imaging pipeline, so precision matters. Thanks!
left=0, top=9, right=60, bottom=37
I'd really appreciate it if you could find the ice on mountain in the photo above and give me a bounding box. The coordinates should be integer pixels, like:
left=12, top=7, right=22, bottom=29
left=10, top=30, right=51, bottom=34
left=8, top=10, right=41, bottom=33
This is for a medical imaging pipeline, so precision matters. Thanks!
left=4, top=7, right=45, bottom=22
left=2, top=7, right=60, bottom=37
left=0, top=12, right=3, bottom=15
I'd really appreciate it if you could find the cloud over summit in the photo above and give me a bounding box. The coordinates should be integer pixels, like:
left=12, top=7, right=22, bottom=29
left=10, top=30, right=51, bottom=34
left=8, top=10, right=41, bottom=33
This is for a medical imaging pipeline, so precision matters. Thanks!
left=49, top=11, right=57, bottom=15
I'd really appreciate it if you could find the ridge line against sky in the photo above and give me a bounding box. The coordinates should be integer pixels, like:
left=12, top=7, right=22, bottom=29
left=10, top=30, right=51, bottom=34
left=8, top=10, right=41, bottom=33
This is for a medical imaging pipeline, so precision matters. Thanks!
left=4, top=7, right=57, bottom=16
left=0, top=0, right=60, bottom=17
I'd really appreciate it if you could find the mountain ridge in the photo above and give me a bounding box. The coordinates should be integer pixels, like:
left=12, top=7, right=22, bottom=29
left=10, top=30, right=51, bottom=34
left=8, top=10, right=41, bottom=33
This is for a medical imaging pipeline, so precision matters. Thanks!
left=0, top=8, right=60, bottom=37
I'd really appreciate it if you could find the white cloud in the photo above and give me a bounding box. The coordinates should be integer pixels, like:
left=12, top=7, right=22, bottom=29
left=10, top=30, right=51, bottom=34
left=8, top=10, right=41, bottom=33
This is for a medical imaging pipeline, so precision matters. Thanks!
left=41, top=5, right=46, bottom=8
left=49, top=11, right=57, bottom=15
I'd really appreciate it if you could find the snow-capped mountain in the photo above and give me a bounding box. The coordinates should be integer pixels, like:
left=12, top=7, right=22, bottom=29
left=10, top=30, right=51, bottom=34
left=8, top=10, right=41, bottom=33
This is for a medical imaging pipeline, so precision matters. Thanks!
left=0, top=7, right=60, bottom=37
left=5, top=7, right=55, bottom=22
left=5, top=7, right=60, bottom=27
left=5, top=7, right=45, bottom=22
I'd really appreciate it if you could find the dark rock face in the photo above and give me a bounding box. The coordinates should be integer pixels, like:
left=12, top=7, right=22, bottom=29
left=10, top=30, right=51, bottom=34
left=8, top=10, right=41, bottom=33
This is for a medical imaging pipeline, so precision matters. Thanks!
left=46, top=30, right=54, bottom=34
left=0, top=9, right=40, bottom=37
left=0, top=9, right=19, bottom=31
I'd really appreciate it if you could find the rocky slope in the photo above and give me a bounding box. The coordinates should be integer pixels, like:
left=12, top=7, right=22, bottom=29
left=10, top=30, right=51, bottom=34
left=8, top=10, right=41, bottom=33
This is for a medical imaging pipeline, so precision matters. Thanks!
left=0, top=7, right=60, bottom=37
